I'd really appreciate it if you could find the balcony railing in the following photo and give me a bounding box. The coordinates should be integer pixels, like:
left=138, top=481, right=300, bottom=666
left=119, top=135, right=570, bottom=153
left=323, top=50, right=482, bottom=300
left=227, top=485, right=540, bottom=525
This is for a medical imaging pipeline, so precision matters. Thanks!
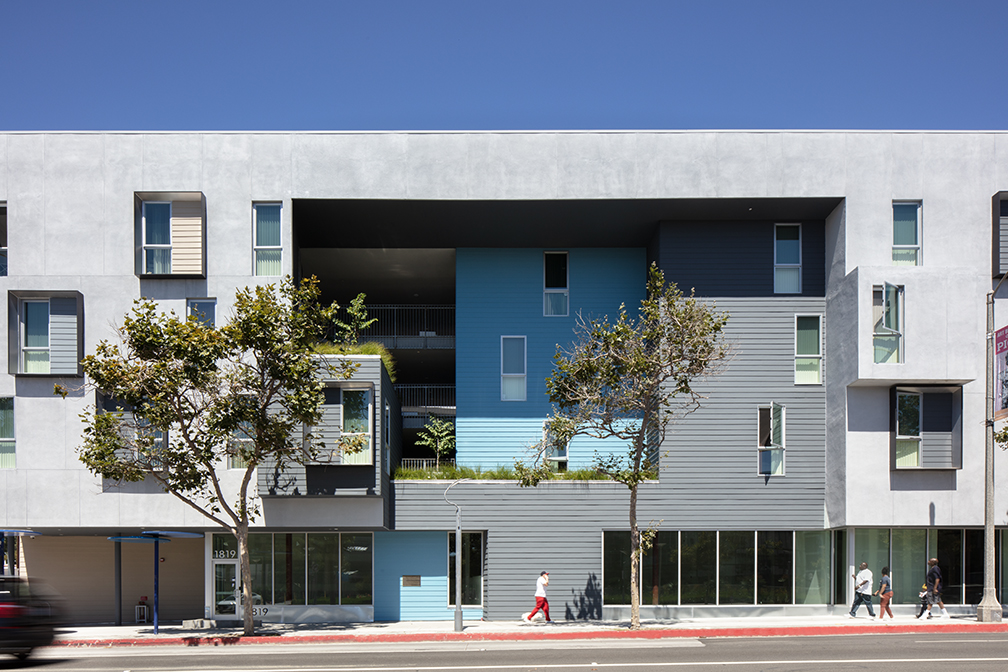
left=335, top=305, right=455, bottom=350
left=400, top=457, right=455, bottom=470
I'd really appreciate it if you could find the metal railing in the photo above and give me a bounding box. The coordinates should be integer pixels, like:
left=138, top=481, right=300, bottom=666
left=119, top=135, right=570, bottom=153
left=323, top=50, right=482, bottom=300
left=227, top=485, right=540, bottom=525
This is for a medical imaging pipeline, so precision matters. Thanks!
left=395, top=384, right=455, bottom=413
left=334, top=305, right=455, bottom=350
left=400, top=457, right=455, bottom=470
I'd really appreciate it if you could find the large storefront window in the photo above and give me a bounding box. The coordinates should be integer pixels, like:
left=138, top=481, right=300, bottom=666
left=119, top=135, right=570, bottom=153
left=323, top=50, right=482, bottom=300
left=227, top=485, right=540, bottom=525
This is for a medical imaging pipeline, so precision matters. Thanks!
left=890, top=529, right=926, bottom=605
left=213, top=532, right=372, bottom=609
left=719, top=532, right=754, bottom=604
left=795, top=531, right=829, bottom=604
left=854, top=528, right=890, bottom=587
left=681, top=531, right=716, bottom=604
left=642, top=531, right=678, bottom=605
left=448, top=532, right=484, bottom=606
left=934, top=529, right=962, bottom=604
left=757, top=531, right=792, bottom=604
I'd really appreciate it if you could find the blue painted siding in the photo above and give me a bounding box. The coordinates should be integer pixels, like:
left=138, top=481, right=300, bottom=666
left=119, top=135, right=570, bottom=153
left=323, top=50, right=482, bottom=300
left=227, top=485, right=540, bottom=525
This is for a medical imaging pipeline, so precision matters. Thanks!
left=373, top=531, right=483, bottom=621
left=456, top=248, right=646, bottom=467
left=456, top=418, right=633, bottom=469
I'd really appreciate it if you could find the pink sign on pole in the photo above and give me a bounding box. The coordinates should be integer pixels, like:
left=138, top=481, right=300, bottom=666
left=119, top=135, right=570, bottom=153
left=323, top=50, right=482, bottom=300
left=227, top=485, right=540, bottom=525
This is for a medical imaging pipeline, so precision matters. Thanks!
left=996, top=326, right=1008, bottom=421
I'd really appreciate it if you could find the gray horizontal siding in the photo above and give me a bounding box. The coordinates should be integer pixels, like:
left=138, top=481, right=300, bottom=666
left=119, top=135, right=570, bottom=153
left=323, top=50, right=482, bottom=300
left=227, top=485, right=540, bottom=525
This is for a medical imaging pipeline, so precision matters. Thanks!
left=659, top=297, right=826, bottom=529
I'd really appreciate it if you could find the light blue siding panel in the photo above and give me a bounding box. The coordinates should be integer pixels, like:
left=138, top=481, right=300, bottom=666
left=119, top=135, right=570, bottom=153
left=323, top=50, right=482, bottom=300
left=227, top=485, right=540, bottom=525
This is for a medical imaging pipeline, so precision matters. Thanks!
left=456, top=248, right=646, bottom=466
left=49, top=297, right=79, bottom=375
left=373, top=531, right=482, bottom=621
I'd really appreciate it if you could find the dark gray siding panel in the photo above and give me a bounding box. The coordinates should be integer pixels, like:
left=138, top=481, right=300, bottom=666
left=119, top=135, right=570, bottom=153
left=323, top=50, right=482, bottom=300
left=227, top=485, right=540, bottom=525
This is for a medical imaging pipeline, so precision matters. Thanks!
left=658, top=297, right=826, bottom=529
left=49, top=296, right=80, bottom=374
left=655, top=221, right=825, bottom=297
left=920, top=391, right=961, bottom=469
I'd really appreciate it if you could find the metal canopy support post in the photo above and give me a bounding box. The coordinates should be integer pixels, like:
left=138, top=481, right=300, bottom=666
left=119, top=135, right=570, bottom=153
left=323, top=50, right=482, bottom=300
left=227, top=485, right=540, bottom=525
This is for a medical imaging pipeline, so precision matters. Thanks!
left=114, top=541, right=122, bottom=626
left=979, top=277, right=1006, bottom=622
left=153, top=537, right=160, bottom=634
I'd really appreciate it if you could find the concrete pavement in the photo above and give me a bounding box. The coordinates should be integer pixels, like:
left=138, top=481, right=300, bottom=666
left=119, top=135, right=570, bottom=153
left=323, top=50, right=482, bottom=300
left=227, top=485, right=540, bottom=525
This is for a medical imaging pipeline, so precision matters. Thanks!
left=51, top=613, right=1008, bottom=648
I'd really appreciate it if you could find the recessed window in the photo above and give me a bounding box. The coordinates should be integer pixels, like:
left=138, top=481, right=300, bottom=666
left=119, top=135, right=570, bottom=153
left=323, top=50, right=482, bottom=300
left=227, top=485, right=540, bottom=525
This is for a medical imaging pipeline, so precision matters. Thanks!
left=543, top=421, right=569, bottom=472
left=228, top=421, right=253, bottom=470
left=136, top=415, right=167, bottom=472
left=0, top=398, right=14, bottom=469
left=188, top=298, right=216, bottom=328
left=774, top=225, right=801, bottom=294
left=254, top=203, right=282, bottom=276
left=892, top=386, right=962, bottom=470
left=758, top=403, right=785, bottom=476
left=501, top=336, right=526, bottom=401
left=135, top=193, right=205, bottom=277
left=795, top=315, right=822, bottom=384
left=892, top=202, right=921, bottom=266
left=873, top=283, right=904, bottom=363
left=9, top=293, right=83, bottom=376
left=544, top=252, right=569, bottom=316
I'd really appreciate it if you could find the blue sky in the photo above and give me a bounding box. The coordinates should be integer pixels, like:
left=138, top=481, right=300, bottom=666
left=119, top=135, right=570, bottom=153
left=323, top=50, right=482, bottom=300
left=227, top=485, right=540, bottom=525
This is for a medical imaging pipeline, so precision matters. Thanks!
left=1, top=0, right=1003, bottom=131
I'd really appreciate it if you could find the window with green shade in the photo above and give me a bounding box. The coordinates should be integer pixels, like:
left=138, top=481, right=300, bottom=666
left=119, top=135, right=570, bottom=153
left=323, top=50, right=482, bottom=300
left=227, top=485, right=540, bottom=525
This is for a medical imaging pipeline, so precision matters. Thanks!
left=22, top=300, right=50, bottom=374
left=0, top=398, right=13, bottom=469
left=795, top=315, right=822, bottom=384
left=795, top=531, right=830, bottom=604
left=873, top=283, right=903, bottom=363
left=448, top=532, right=484, bottom=606
left=719, top=531, right=755, bottom=604
left=854, top=528, right=890, bottom=595
left=892, top=202, right=921, bottom=266
left=341, top=389, right=372, bottom=465
left=774, top=224, right=801, bottom=294
left=895, top=390, right=921, bottom=467
left=254, top=203, right=282, bottom=276
left=891, top=529, right=926, bottom=604
left=681, top=531, right=716, bottom=604
left=757, top=531, right=793, bottom=604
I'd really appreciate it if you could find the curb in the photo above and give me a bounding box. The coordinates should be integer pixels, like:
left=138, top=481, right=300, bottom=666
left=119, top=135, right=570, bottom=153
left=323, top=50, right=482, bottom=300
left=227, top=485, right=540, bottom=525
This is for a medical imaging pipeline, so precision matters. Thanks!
left=53, top=622, right=1008, bottom=648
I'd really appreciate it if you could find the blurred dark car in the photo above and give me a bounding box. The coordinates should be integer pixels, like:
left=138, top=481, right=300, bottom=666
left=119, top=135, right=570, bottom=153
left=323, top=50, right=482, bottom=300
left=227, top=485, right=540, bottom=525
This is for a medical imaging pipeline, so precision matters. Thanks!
left=0, top=576, right=58, bottom=660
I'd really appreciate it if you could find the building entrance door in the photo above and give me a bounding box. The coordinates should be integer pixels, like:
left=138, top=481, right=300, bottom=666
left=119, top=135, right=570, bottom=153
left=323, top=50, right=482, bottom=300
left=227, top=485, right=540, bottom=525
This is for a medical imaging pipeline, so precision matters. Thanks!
left=213, top=560, right=239, bottom=617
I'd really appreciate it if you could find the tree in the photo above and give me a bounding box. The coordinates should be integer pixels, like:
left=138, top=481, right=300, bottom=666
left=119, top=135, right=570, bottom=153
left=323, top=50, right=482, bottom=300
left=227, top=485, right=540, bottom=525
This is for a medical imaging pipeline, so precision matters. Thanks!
left=77, top=277, right=355, bottom=637
left=415, top=416, right=456, bottom=468
left=516, top=264, right=729, bottom=629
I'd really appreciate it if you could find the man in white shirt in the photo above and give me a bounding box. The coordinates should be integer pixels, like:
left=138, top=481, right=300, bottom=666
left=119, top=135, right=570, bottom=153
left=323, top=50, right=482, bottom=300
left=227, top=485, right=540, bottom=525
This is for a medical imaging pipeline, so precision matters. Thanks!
left=523, top=571, right=552, bottom=623
left=849, top=562, right=876, bottom=618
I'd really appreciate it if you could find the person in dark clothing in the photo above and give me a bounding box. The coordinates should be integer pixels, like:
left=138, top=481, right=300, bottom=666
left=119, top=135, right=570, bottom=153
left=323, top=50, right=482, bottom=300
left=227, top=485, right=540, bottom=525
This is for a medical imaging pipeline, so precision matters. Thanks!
left=921, top=558, right=949, bottom=619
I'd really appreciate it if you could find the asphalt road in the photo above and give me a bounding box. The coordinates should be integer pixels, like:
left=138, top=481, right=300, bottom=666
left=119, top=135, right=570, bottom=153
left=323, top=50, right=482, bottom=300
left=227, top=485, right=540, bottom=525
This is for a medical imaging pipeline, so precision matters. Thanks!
left=9, top=633, right=1008, bottom=671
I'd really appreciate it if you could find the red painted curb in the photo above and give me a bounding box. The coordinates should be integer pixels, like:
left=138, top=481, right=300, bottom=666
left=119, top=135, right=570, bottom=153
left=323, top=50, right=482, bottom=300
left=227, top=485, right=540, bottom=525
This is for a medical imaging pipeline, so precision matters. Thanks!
left=53, top=622, right=1008, bottom=648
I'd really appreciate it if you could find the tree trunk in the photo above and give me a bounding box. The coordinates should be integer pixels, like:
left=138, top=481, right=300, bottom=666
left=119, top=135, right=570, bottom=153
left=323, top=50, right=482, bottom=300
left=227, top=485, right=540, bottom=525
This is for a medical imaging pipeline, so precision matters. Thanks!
left=629, top=482, right=640, bottom=630
left=237, top=522, right=255, bottom=637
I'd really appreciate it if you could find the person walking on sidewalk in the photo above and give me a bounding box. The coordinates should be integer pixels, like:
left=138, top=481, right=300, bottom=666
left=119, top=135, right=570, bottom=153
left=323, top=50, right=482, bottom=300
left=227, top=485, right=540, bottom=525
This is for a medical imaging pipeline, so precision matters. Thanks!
left=922, top=558, right=950, bottom=619
left=524, top=571, right=551, bottom=623
left=874, top=566, right=894, bottom=620
left=849, top=562, right=876, bottom=618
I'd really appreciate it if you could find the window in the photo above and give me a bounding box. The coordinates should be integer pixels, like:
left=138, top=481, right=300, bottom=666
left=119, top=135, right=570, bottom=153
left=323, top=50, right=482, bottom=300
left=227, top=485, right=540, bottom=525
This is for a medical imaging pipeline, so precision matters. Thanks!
left=0, top=204, right=7, bottom=276
left=544, top=251, right=568, bottom=316
left=895, top=390, right=921, bottom=467
left=383, top=400, right=391, bottom=474
left=9, top=293, right=83, bottom=376
left=501, top=336, right=526, bottom=401
left=758, top=402, right=785, bottom=476
left=254, top=204, right=282, bottom=276
left=228, top=421, right=253, bottom=470
left=341, top=388, right=372, bottom=465
left=893, top=202, right=921, bottom=266
left=795, top=315, right=822, bottom=384
left=448, top=532, right=484, bottom=607
left=873, top=283, right=903, bottom=363
left=892, top=386, right=962, bottom=469
left=774, top=224, right=801, bottom=294
left=0, top=398, right=13, bottom=469
left=135, top=193, right=205, bottom=277
left=543, top=421, right=568, bottom=472
left=188, top=299, right=216, bottom=328
left=136, top=415, right=167, bottom=472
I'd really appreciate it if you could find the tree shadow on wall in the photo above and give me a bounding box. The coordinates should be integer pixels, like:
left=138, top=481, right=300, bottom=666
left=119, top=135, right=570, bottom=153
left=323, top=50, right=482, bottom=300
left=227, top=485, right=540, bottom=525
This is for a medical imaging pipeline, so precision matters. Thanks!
left=565, top=573, right=602, bottom=620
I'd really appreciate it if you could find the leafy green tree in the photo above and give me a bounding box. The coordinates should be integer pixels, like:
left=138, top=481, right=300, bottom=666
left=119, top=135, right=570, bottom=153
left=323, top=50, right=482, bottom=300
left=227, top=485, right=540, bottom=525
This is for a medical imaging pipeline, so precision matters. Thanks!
left=516, top=264, right=729, bottom=629
left=334, top=292, right=378, bottom=346
left=77, top=277, right=354, bottom=636
left=415, top=416, right=456, bottom=468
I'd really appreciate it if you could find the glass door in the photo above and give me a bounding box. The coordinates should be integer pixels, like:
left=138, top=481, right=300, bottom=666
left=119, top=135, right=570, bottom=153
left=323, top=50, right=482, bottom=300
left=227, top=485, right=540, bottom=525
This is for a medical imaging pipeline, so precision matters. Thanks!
left=213, top=560, right=239, bottom=617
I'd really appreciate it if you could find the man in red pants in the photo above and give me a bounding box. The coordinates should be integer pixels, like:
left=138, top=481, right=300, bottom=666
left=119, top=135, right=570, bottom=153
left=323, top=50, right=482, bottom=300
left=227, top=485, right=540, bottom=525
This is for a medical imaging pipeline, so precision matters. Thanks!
left=524, top=571, right=551, bottom=623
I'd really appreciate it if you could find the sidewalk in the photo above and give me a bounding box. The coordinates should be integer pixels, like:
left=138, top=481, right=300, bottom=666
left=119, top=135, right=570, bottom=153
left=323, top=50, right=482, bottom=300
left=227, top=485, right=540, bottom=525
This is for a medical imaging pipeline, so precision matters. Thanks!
left=52, top=613, right=1008, bottom=648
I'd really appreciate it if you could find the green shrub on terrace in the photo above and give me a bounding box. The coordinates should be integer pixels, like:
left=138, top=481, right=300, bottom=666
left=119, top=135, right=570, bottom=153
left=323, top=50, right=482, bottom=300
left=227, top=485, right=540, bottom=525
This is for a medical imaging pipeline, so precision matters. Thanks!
left=393, top=464, right=610, bottom=481
left=313, top=341, right=397, bottom=382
